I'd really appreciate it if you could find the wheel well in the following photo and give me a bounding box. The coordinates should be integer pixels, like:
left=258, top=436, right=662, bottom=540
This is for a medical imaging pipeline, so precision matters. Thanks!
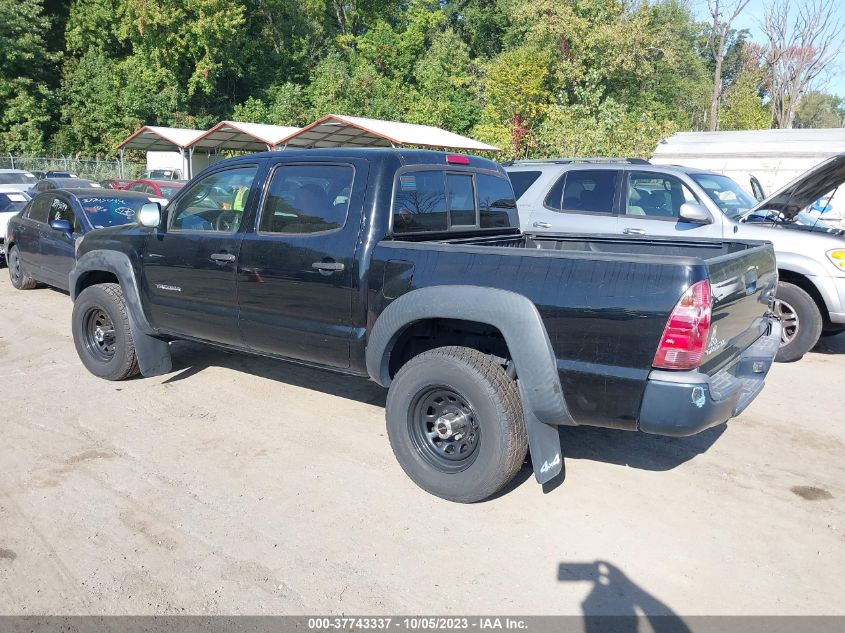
left=387, top=318, right=511, bottom=379
left=75, top=270, right=119, bottom=297
left=778, top=269, right=829, bottom=322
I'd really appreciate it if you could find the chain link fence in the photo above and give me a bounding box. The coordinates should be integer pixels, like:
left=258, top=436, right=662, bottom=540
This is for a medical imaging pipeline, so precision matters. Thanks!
left=0, top=154, right=146, bottom=181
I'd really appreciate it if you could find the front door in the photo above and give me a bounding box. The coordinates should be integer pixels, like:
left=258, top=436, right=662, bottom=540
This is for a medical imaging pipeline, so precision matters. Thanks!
left=237, top=160, right=366, bottom=368
left=141, top=164, right=260, bottom=346
left=617, top=171, right=722, bottom=238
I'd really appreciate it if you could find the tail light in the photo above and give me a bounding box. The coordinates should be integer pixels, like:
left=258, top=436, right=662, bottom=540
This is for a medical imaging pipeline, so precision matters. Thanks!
left=653, top=280, right=712, bottom=370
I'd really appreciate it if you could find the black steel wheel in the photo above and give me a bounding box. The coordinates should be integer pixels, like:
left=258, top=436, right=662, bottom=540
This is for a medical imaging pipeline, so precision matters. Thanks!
left=7, top=246, right=37, bottom=290
left=82, top=307, right=117, bottom=362
left=409, top=387, right=481, bottom=473
left=72, top=283, right=140, bottom=380
left=386, top=346, right=527, bottom=503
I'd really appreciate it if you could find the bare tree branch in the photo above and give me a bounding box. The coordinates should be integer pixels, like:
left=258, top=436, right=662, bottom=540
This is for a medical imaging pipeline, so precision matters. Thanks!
left=761, top=0, right=844, bottom=128
left=706, top=0, right=752, bottom=131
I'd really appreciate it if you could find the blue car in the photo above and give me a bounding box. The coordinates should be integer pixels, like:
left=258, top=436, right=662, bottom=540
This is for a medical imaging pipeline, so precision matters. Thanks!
left=6, top=188, right=164, bottom=291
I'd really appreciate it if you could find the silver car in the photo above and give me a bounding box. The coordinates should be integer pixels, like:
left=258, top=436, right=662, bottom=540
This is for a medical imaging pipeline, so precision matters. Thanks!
left=506, top=155, right=845, bottom=362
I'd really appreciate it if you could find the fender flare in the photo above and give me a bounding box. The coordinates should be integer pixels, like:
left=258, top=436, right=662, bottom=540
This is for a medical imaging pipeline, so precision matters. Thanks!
left=366, top=285, right=572, bottom=484
left=70, top=250, right=171, bottom=377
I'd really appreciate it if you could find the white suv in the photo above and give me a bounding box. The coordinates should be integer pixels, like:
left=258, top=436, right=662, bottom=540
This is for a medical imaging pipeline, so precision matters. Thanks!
left=505, top=156, right=845, bottom=362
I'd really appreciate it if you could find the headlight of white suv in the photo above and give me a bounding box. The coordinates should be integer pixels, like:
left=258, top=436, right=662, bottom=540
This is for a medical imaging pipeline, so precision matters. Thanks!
left=826, top=249, right=845, bottom=271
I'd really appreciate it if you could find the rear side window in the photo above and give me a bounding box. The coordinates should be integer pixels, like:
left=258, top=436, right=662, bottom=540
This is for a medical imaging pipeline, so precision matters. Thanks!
left=393, top=170, right=517, bottom=234
left=561, top=170, right=619, bottom=214
left=27, top=195, right=51, bottom=223
left=259, top=164, right=354, bottom=234
left=507, top=170, right=542, bottom=200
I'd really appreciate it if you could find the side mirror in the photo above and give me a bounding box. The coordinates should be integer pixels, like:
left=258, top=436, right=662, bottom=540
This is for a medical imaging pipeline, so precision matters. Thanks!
left=138, top=202, right=161, bottom=228
left=49, top=218, right=73, bottom=237
left=679, top=201, right=712, bottom=225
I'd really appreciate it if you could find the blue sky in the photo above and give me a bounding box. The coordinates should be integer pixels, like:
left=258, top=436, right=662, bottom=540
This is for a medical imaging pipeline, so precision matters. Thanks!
left=693, top=0, right=845, bottom=98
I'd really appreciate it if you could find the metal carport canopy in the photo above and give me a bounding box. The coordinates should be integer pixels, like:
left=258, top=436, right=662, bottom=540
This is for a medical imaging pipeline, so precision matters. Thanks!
left=191, top=121, right=301, bottom=152
left=117, top=126, right=206, bottom=151
left=277, top=114, right=500, bottom=152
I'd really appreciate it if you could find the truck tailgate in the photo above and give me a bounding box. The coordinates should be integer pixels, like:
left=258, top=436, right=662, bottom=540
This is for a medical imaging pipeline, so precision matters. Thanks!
left=701, top=244, right=777, bottom=373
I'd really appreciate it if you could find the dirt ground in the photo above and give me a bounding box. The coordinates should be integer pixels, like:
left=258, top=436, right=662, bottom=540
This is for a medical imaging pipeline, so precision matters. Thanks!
left=0, top=271, right=843, bottom=617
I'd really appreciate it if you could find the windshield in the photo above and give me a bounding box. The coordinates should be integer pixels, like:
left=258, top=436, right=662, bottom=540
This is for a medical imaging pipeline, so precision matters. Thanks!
left=78, top=196, right=149, bottom=228
left=691, top=173, right=757, bottom=220
left=0, top=172, right=37, bottom=186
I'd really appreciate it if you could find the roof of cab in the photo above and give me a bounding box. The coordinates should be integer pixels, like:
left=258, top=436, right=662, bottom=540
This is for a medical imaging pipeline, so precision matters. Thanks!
left=213, top=147, right=503, bottom=171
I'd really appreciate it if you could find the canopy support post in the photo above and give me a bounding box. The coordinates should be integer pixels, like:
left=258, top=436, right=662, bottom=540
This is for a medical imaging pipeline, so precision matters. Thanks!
left=118, top=148, right=125, bottom=179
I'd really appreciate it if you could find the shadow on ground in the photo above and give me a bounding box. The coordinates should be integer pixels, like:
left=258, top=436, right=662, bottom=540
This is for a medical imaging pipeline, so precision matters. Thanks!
left=161, top=340, right=723, bottom=477
left=162, top=340, right=387, bottom=407
left=812, top=331, right=845, bottom=355
left=558, top=560, right=691, bottom=632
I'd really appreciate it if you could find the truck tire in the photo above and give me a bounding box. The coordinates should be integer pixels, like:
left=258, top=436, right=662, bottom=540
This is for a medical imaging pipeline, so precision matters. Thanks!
left=774, top=281, right=822, bottom=363
left=7, top=246, right=37, bottom=290
left=385, top=346, right=528, bottom=503
left=72, top=283, right=140, bottom=380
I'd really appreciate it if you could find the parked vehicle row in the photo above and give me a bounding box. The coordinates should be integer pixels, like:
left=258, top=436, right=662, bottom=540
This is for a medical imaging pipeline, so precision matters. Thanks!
left=505, top=154, right=845, bottom=362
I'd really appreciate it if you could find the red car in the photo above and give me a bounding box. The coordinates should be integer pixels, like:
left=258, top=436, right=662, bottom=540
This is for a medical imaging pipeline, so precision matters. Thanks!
left=102, top=178, right=133, bottom=190
left=122, top=179, right=186, bottom=199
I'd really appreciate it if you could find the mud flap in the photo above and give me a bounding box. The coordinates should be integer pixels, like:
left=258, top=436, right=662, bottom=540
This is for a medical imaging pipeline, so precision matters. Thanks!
left=127, top=312, right=172, bottom=377
left=519, top=382, right=563, bottom=484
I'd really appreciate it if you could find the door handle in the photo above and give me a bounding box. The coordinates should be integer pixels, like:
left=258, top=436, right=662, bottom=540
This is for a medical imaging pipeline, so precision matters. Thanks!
left=533, top=221, right=552, bottom=229
left=210, top=252, right=236, bottom=263
left=312, top=261, right=345, bottom=273
left=623, top=228, right=646, bottom=235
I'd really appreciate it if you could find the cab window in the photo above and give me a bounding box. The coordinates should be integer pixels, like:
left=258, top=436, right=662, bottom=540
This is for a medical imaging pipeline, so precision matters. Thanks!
left=259, top=164, right=354, bottom=234
left=477, top=174, right=518, bottom=228
left=169, top=166, right=258, bottom=232
left=393, top=171, right=447, bottom=233
left=393, top=170, right=517, bottom=234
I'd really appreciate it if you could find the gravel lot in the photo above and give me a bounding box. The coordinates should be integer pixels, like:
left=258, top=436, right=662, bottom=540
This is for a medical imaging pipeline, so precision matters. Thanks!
left=0, top=271, right=843, bottom=616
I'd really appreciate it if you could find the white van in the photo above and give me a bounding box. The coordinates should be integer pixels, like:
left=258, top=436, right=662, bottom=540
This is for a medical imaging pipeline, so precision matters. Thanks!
left=651, top=128, right=845, bottom=221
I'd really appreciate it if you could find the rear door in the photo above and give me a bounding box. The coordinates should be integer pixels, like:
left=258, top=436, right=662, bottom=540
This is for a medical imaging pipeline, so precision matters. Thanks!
left=526, top=168, right=621, bottom=234
left=141, top=163, right=261, bottom=346
left=618, top=170, right=723, bottom=238
left=16, top=194, right=52, bottom=274
left=237, top=159, right=367, bottom=368
left=40, top=193, right=82, bottom=290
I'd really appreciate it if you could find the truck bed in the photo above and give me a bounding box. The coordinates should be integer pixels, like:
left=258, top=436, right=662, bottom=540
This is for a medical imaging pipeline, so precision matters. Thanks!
left=375, top=231, right=776, bottom=430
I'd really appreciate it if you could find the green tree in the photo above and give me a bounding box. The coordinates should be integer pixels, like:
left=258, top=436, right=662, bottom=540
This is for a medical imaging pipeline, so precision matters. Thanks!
left=476, top=45, right=552, bottom=156
left=794, top=92, right=845, bottom=129
left=0, top=0, right=56, bottom=153
left=407, top=30, right=480, bottom=134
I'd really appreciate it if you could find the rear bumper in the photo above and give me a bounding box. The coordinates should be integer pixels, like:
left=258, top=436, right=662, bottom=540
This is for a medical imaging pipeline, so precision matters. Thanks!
left=638, top=320, right=781, bottom=437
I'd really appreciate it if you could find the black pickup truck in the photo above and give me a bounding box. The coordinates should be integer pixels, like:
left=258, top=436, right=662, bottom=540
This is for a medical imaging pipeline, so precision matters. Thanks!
left=66, top=149, right=780, bottom=502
